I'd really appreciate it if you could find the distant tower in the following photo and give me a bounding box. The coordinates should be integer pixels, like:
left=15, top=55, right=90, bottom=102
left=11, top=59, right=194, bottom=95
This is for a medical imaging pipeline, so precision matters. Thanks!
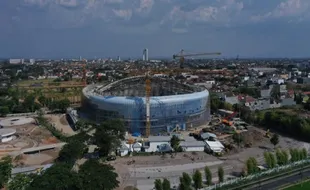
left=143, top=48, right=149, bottom=61
left=79, top=56, right=82, bottom=61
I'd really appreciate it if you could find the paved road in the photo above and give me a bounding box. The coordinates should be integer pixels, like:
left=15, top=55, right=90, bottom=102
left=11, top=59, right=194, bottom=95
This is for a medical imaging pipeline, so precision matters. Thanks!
left=130, top=161, right=234, bottom=190
left=248, top=168, right=310, bottom=190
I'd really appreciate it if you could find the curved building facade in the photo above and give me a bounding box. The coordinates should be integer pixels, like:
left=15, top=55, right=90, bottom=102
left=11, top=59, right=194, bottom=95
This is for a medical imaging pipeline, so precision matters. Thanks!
left=81, top=76, right=210, bottom=135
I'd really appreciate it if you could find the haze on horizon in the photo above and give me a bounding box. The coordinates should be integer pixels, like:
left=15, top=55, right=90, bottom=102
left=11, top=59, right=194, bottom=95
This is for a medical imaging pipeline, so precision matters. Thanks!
left=1, top=0, right=310, bottom=59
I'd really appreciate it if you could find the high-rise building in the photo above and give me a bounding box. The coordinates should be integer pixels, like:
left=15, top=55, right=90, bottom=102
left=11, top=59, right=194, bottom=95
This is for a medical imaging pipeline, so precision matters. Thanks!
left=143, top=48, right=148, bottom=61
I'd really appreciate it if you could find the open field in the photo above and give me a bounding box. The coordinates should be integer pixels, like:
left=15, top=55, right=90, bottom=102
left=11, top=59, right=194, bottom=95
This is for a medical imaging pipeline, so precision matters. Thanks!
left=284, top=179, right=310, bottom=190
left=16, top=78, right=55, bottom=85
left=16, top=78, right=82, bottom=85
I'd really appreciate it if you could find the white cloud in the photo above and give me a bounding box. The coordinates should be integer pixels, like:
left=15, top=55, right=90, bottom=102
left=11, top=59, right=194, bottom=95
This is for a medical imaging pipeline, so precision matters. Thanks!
left=136, top=0, right=154, bottom=13
left=113, top=9, right=133, bottom=20
left=23, top=0, right=52, bottom=7
left=56, top=0, right=79, bottom=8
left=251, top=0, right=310, bottom=22
left=161, top=0, right=244, bottom=31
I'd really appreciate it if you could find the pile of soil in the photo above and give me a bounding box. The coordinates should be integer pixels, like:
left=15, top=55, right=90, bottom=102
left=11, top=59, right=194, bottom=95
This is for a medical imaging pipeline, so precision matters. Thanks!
left=240, top=129, right=265, bottom=145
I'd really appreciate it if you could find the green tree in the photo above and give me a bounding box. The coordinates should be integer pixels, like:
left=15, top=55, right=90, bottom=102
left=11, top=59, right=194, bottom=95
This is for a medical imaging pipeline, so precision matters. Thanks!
left=264, top=152, right=271, bottom=168
left=94, top=119, right=126, bottom=157
left=246, top=157, right=258, bottom=175
left=276, top=149, right=283, bottom=165
left=78, top=159, right=119, bottom=190
left=57, top=99, right=71, bottom=112
left=290, top=148, right=298, bottom=162
left=204, top=166, right=212, bottom=186
left=38, top=95, right=47, bottom=107
left=27, top=163, right=80, bottom=190
left=57, top=141, right=86, bottom=166
left=180, top=172, right=192, bottom=188
left=210, top=93, right=223, bottom=112
left=275, top=149, right=290, bottom=166
left=301, top=148, right=308, bottom=159
left=8, top=173, right=33, bottom=190
left=223, top=102, right=233, bottom=111
left=179, top=176, right=191, bottom=190
left=0, top=106, right=10, bottom=116
left=154, top=179, right=163, bottom=190
left=282, top=150, right=289, bottom=165
left=192, top=170, right=203, bottom=189
left=270, top=152, right=277, bottom=168
left=270, top=134, right=279, bottom=148
left=162, top=178, right=171, bottom=190
left=170, top=135, right=181, bottom=152
left=0, top=156, right=13, bottom=188
left=218, top=166, right=224, bottom=183
left=75, top=119, right=91, bottom=131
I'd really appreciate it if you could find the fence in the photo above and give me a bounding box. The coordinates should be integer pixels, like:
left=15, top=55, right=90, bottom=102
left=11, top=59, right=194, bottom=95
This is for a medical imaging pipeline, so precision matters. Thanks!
left=203, top=158, right=310, bottom=190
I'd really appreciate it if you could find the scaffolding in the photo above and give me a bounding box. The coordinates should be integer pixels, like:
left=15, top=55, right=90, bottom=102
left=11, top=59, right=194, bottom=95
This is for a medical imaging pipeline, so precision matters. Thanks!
left=82, top=75, right=210, bottom=135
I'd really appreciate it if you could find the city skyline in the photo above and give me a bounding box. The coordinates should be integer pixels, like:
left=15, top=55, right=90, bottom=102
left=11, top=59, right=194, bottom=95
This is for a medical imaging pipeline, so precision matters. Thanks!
left=1, top=0, right=310, bottom=58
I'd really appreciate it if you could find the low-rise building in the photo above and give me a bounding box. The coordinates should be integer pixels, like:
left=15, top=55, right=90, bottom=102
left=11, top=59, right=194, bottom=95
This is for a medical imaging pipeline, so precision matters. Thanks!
left=180, top=141, right=206, bottom=152
left=143, top=136, right=172, bottom=153
left=205, top=140, right=225, bottom=154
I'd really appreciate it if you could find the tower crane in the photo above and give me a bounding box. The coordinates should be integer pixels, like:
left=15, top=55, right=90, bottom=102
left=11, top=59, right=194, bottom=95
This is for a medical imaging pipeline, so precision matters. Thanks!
left=145, top=71, right=152, bottom=137
left=173, top=49, right=221, bottom=68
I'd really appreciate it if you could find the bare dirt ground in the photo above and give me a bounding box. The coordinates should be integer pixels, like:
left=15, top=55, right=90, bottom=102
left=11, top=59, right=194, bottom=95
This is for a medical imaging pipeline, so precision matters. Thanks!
left=45, top=114, right=76, bottom=136
left=0, top=120, right=62, bottom=165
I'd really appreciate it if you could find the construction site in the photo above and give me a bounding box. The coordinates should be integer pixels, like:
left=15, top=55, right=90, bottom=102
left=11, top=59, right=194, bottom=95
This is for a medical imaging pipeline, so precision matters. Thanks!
left=0, top=116, right=66, bottom=167
left=81, top=75, right=210, bottom=136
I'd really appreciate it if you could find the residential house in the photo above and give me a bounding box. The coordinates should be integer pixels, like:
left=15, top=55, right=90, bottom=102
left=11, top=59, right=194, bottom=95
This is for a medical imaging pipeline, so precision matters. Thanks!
left=260, top=88, right=272, bottom=99
left=225, top=96, right=239, bottom=105
left=246, top=98, right=270, bottom=111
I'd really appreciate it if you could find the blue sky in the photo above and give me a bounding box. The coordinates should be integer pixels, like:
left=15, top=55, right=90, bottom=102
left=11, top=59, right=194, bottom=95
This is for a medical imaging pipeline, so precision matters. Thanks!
left=1, top=0, right=310, bottom=59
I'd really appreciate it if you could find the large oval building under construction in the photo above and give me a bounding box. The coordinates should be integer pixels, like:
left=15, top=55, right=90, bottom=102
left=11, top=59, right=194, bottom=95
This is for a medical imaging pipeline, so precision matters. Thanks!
left=81, top=75, right=210, bottom=135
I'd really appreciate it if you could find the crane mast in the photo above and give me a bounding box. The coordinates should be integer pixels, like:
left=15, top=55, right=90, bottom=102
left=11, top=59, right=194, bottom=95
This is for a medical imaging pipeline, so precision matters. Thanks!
left=145, top=73, right=151, bottom=137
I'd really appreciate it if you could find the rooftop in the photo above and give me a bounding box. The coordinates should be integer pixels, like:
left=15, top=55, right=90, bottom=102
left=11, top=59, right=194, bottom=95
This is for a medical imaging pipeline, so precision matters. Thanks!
left=85, top=75, right=204, bottom=97
left=148, top=136, right=171, bottom=142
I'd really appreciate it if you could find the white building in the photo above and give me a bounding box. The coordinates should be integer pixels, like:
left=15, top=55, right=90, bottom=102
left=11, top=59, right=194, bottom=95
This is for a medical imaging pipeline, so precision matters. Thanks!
left=9, top=59, right=24, bottom=64
left=29, top=59, right=35, bottom=64
left=180, top=141, right=206, bottom=152
left=119, top=142, right=130, bottom=156
left=144, top=136, right=171, bottom=153
left=205, top=140, right=225, bottom=154
left=143, top=48, right=149, bottom=61
left=0, top=129, right=16, bottom=143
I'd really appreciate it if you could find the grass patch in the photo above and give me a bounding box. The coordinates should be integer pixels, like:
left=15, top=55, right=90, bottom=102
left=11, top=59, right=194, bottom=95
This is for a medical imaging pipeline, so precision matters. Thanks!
left=284, top=179, right=310, bottom=190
